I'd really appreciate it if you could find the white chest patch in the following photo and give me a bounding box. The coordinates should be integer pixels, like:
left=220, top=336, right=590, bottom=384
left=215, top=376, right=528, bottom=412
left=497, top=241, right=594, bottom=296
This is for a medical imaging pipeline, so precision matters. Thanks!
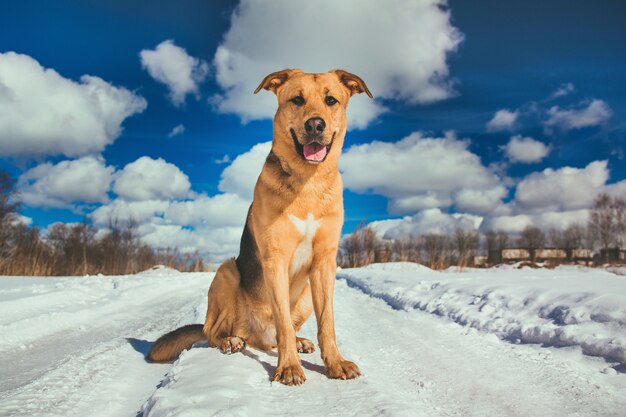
left=288, top=213, right=322, bottom=275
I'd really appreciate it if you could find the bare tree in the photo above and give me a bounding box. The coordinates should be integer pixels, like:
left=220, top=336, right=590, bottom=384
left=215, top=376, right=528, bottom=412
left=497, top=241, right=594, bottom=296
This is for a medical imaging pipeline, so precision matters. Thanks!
left=455, top=228, right=479, bottom=270
left=615, top=197, right=626, bottom=249
left=548, top=224, right=587, bottom=261
left=339, top=222, right=380, bottom=268
left=0, top=172, right=20, bottom=263
left=518, top=225, right=545, bottom=262
left=362, top=226, right=378, bottom=266
left=341, top=228, right=362, bottom=268
left=588, top=193, right=626, bottom=262
left=391, top=236, right=420, bottom=263
left=484, top=230, right=509, bottom=265
left=421, top=233, right=451, bottom=270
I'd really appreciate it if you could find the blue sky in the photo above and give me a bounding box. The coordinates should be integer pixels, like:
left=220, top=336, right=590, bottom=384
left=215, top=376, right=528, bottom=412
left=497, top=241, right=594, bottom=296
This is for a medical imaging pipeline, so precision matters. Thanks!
left=1, top=0, right=625, bottom=259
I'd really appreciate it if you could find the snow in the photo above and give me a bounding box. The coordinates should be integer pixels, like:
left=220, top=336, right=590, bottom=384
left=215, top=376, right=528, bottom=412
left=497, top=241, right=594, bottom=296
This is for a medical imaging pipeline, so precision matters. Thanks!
left=0, top=264, right=625, bottom=416
left=337, top=263, right=626, bottom=364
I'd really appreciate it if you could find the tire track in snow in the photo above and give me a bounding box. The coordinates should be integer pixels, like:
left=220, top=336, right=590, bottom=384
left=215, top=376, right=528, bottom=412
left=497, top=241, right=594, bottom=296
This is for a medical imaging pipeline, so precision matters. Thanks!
left=0, top=273, right=211, bottom=417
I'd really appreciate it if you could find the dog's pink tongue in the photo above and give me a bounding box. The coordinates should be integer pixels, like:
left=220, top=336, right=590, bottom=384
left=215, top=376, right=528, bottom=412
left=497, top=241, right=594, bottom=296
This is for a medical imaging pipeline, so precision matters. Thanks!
left=303, top=143, right=327, bottom=161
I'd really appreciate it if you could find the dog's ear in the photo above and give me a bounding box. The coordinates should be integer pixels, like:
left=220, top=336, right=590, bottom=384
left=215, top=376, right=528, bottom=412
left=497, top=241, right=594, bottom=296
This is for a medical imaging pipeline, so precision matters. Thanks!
left=333, top=70, right=373, bottom=98
left=254, top=69, right=297, bottom=95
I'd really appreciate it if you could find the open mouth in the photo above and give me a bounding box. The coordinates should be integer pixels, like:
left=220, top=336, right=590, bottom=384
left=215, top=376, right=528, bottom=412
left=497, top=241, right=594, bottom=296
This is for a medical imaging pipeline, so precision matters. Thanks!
left=290, top=129, right=333, bottom=163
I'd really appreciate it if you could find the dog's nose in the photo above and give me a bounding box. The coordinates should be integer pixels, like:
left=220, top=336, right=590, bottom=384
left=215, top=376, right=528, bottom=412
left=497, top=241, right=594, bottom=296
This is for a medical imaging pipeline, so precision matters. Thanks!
left=304, top=117, right=326, bottom=136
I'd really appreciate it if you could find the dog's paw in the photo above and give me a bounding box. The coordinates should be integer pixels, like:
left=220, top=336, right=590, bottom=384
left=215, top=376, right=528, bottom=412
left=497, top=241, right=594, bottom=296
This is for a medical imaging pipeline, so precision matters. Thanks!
left=296, top=337, right=315, bottom=354
left=220, top=336, right=246, bottom=354
left=326, top=359, right=361, bottom=380
left=273, top=364, right=306, bottom=386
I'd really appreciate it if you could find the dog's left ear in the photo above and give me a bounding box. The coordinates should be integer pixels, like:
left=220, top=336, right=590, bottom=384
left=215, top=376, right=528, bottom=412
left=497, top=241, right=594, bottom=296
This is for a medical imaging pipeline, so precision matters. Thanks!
left=254, top=69, right=299, bottom=95
left=332, top=70, right=373, bottom=98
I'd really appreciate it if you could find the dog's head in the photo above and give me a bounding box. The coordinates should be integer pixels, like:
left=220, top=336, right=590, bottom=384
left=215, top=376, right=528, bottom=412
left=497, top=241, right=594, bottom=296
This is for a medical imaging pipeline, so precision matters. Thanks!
left=255, top=69, right=372, bottom=166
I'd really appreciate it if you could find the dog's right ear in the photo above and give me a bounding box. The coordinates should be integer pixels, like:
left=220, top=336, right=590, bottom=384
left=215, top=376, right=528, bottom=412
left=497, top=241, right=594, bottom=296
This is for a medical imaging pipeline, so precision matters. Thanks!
left=254, top=69, right=297, bottom=95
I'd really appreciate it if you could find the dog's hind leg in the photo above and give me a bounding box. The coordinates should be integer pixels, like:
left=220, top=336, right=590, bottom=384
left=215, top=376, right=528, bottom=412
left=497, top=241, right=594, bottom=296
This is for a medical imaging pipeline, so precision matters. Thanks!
left=203, top=259, right=240, bottom=348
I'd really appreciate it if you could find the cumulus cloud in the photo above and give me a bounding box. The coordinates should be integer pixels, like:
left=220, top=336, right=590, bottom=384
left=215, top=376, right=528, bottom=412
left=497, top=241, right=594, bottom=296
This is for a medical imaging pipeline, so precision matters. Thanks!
left=165, top=193, right=249, bottom=227
left=140, top=40, right=209, bottom=106
left=18, top=156, right=114, bottom=208
left=480, top=210, right=590, bottom=234
left=340, top=132, right=506, bottom=215
left=218, top=141, right=271, bottom=200
left=211, top=0, right=463, bottom=128
left=504, top=135, right=550, bottom=164
left=87, top=142, right=270, bottom=259
left=370, top=208, right=482, bottom=240
left=605, top=179, right=626, bottom=199
left=514, top=160, right=608, bottom=213
left=90, top=193, right=249, bottom=260
left=486, top=109, right=518, bottom=132
left=113, top=156, right=191, bottom=201
left=138, top=223, right=243, bottom=260
left=544, top=99, right=612, bottom=132
left=0, top=52, right=146, bottom=158
left=90, top=199, right=171, bottom=225
left=167, top=124, right=185, bottom=138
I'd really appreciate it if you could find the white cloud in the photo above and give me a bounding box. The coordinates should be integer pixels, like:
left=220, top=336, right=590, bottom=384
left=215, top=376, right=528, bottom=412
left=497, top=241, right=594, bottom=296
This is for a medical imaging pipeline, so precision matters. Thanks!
left=165, top=193, right=249, bottom=227
left=168, top=124, right=185, bottom=138
left=544, top=99, right=612, bottom=132
left=0, top=52, right=146, bottom=157
left=514, top=160, right=608, bottom=213
left=486, top=109, right=518, bottom=132
left=211, top=0, right=463, bottom=128
left=140, top=40, right=209, bottom=106
left=454, top=187, right=509, bottom=214
left=18, top=156, right=114, bottom=208
left=138, top=224, right=243, bottom=260
left=90, top=199, right=171, bottom=225
left=549, top=82, right=575, bottom=99
left=218, top=141, right=271, bottom=200
left=371, top=208, right=482, bottom=240
left=86, top=142, right=268, bottom=260
left=604, top=179, right=626, bottom=199
left=340, top=132, right=505, bottom=215
left=113, top=156, right=191, bottom=201
left=90, top=193, right=249, bottom=261
left=481, top=210, right=589, bottom=234
left=504, top=135, right=550, bottom=164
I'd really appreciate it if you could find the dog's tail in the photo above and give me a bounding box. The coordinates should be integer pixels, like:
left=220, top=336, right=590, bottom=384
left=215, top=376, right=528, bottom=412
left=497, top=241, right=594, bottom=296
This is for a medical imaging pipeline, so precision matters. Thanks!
left=147, top=324, right=205, bottom=363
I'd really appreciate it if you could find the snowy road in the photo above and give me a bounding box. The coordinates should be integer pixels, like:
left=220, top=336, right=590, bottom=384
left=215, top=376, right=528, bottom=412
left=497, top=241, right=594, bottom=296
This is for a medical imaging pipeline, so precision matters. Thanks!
left=0, top=265, right=624, bottom=417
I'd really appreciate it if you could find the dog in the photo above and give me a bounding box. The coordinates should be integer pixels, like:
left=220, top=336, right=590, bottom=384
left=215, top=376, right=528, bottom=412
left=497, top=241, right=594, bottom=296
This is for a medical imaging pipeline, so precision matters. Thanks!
left=148, top=69, right=372, bottom=386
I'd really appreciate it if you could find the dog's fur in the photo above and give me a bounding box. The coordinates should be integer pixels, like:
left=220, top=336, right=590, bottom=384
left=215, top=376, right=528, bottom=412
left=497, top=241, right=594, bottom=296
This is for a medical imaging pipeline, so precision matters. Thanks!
left=148, top=69, right=372, bottom=385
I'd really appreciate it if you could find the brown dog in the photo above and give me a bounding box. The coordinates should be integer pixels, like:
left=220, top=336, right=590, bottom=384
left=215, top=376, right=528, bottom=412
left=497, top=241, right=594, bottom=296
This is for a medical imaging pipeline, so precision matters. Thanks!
left=148, top=69, right=372, bottom=386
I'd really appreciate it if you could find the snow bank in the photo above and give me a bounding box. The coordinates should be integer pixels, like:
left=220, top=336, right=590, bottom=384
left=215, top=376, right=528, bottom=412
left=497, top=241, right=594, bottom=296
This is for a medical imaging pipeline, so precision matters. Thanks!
left=338, top=263, right=626, bottom=364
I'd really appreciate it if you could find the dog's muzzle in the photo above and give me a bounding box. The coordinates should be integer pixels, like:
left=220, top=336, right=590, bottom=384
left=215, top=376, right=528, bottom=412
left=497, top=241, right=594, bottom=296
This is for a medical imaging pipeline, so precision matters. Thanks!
left=290, top=128, right=334, bottom=164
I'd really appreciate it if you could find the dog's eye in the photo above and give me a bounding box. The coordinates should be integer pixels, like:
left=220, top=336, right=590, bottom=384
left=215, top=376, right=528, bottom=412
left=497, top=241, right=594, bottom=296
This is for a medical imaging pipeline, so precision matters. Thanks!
left=325, top=96, right=338, bottom=106
left=290, top=96, right=305, bottom=106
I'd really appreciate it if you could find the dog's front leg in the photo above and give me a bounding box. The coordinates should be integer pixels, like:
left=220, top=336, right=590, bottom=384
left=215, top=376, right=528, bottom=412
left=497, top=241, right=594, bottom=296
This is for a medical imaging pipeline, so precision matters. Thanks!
left=264, top=260, right=306, bottom=385
left=310, top=252, right=361, bottom=380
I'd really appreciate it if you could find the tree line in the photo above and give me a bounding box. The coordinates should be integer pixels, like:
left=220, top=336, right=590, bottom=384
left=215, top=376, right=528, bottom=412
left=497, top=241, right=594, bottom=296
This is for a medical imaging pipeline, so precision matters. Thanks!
left=0, top=171, right=207, bottom=276
left=339, top=193, right=626, bottom=270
